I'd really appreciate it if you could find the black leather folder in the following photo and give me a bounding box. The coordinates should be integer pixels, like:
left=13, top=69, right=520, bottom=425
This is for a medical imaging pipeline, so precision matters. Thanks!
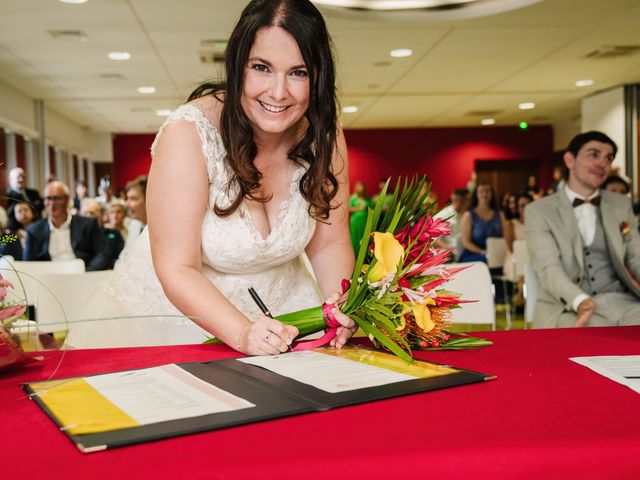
left=22, top=350, right=494, bottom=452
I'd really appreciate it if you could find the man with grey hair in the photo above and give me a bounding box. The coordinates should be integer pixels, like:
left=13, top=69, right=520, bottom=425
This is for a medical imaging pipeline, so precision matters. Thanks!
left=23, top=181, right=111, bottom=270
left=6, top=167, right=44, bottom=219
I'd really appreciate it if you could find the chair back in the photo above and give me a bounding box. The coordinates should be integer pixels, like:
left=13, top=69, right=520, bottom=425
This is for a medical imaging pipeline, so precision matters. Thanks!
left=34, top=271, right=112, bottom=333
left=0, top=257, right=86, bottom=306
left=524, top=263, right=540, bottom=325
left=444, top=261, right=496, bottom=329
left=512, top=239, right=529, bottom=278
left=485, top=237, right=507, bottom=270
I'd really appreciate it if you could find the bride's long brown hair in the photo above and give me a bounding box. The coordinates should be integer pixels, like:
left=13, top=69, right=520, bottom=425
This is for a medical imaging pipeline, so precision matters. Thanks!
left=188, top=0, right=340, bottom=220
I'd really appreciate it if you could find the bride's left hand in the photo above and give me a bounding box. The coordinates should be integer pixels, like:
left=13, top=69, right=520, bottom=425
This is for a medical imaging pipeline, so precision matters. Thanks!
left=324, top=291, right=357, bottom=349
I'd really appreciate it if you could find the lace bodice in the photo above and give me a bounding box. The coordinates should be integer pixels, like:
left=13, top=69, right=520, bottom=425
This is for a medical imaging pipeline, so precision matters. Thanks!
left=151, top=104, right=317, bottom=274
left=102, top=104, right=323, bottom=336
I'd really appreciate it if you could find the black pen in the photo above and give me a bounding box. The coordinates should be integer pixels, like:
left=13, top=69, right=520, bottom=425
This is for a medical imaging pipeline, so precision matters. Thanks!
left=248, top=287, right=293, bottom=351
left=248, top=287, right=272, bottom=318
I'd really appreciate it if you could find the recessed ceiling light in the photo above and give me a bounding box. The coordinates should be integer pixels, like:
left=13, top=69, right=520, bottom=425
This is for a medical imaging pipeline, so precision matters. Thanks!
left=480, top=118, right=496, bottom=126
left=518, top=102, right=535, bottom=110
left=60, top=0, right=88, bottom=4
left=137, top=86, right=156, bottom=94
left=390, top=49, right=413, bottom=58
left=343, top=106, right=359, bottom=113
left=575, top=79, right=594, bottom=87
left=156, top=109, right=172, bottom=117
left=108, top=51, right=131, bottom=61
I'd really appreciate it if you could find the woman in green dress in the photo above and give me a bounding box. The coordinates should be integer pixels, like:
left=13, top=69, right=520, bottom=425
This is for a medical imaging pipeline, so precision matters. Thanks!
left=349, top=180, right=371, bottom=256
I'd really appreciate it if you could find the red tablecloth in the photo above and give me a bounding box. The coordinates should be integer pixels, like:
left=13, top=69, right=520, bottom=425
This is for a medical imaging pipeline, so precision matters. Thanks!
left=3, top=327, right=640, bottom=479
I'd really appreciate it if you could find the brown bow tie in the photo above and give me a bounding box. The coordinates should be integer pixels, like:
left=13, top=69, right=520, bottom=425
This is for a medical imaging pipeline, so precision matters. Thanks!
left=572, top=195, right=601, bottom=208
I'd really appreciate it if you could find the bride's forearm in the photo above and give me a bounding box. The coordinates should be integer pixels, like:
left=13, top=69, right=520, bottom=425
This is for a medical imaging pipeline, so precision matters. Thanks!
left=156, top=264, right=249, bottom=348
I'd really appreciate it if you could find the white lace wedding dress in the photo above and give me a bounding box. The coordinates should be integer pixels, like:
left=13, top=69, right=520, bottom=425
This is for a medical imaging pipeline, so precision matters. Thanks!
left=66, top=104, right=323, bottom=348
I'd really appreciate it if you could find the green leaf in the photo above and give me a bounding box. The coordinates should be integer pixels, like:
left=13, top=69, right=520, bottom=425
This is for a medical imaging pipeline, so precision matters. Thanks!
left=356, top=316, right=413, bottom=363
left=364, top=301, right=395, bottom=318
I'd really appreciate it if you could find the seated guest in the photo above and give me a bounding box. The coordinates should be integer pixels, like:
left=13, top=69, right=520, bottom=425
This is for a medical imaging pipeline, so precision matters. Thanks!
left=23, top=181, right=111, bottom=271
left=0, top=202, right=35, bottom=260
left=125, top=176, right=148, bottom=226
left=503, top=192, right=533, bottom=305
left=547, top=165, right=566, bottom=195
left=80, top=199, right=124, bottom=269
left=72, top=180, right=88, bottom=213
left=526, top=131, right=640, bottom=328
left=459, top=181, right=507, bottom=264
left=501, top=192, right=518, bottom=220
left=6, top=167, right=44, bottom=219
left=435, top=188, right=468, bottom=260
left=601, top=175, right=630, bottom=196
left=106, top=202, right=143, bottom=260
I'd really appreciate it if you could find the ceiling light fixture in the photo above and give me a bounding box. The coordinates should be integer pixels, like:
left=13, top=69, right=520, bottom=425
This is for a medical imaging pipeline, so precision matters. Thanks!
left=60, top=0, right=89, bottom=4
left=107, top=51, right=131, bottom=61
left=137, top=86, right=156, bottom=94
left=575, top=79, right=594, bottom=87
left=311, top=1, right=477, bottom=11
left=480, top=118, right=495, bottom=126
left=390, top=49, right=413, bottom=58
left=518, top=102, right=535, bottom=110
left=156, top=109, right=172, bottom=117
left=343, top=106, right=359, bottom=113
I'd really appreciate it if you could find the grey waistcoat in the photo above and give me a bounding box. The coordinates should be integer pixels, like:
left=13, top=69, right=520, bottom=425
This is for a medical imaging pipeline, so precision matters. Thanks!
left=580, top=210, right=625, bottom=296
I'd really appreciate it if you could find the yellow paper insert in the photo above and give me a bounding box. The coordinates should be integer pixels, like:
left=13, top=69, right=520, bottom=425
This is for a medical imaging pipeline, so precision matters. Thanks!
left=315, top=346, right=459, bottom=378
left=29, top=379, right=139, bottom=435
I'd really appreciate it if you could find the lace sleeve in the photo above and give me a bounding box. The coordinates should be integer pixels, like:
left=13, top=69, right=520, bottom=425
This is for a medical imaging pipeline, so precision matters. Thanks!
left=149, top=104, right=225, bottom=185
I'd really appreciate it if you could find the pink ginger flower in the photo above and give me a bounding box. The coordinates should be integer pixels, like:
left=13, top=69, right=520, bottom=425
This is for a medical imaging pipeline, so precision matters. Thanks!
left=0, top=304, right=26, bottom=321
left=0, top=274, right=16, bottom=302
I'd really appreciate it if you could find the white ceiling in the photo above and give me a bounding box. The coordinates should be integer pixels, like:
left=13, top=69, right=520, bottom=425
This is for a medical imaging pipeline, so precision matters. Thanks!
left=1, top=0, right=640, bottom=133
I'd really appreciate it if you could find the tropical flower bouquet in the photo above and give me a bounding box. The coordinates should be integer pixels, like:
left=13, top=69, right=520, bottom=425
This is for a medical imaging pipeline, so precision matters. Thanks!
left=276, top=176, right=492, bottom=363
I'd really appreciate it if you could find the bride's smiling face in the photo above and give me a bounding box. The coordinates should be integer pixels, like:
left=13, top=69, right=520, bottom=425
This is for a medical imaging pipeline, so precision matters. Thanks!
left=241, top=26, right=310, bottom=139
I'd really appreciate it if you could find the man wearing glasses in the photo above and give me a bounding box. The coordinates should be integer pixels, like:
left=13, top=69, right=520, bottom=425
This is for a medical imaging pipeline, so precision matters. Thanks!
left=23, top=181, right=111, bottom=271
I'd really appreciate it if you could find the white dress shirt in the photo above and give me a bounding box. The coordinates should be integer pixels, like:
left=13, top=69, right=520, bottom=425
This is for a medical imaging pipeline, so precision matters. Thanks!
left=48, top=216, right=76, bottom=261
left=564, top=186, right=601, bottom=311
left=565, top=186, right=600, bottom=247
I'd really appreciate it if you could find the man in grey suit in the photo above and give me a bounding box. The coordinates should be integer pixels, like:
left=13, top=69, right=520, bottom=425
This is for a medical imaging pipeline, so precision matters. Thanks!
left=526, top=131, right=640, bottom=328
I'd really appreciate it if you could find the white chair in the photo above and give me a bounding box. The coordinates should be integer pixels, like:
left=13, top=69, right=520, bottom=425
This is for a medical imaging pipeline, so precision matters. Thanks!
left=486, top=237, right=512, bottom=329
left=34, top=270, right=112, bottom=333
left=0, top=257, right=86, bottom=323
left=485, top=237, right=507, bottom=270
left=524, top=263, right=540, bottom=328
left=444, top=261, right=496, bottom=330
left=512, top=239, right=529, bottom=279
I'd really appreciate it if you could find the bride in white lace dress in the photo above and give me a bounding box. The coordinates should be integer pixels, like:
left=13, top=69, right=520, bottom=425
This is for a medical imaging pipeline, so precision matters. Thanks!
left=66, top=0, right=356, bottom=354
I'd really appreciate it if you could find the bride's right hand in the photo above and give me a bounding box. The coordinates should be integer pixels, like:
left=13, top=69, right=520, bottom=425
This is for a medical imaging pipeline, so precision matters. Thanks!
left=240, top=316, right=298, bottom=356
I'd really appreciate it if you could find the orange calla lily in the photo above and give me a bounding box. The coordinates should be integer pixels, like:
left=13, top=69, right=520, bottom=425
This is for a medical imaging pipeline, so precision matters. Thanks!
left=368, top=232, right=405, bottom=282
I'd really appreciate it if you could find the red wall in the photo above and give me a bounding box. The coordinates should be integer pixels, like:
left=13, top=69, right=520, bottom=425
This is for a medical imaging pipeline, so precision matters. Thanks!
left=113, top=126, right=554, bottom=202
left=344, top=126, right=554, bottom=203
left=112, top=134, right=155, bottom=189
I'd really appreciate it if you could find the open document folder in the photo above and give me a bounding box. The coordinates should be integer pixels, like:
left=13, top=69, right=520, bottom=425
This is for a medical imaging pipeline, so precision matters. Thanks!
left=22, top=346, right=495, bottom=452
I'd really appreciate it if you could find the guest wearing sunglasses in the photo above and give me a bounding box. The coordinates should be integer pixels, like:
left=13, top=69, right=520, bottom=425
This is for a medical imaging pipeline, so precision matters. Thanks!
left=23, top=181, right=111, bottom=271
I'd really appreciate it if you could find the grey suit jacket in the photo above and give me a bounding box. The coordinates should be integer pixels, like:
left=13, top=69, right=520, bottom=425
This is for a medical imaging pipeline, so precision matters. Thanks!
left=525, top=189, right=640, bottom=328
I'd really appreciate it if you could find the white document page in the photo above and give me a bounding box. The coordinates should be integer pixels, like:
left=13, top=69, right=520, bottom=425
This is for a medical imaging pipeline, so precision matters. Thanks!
left=570, top=355, right=640, bottom=394
left=85, top=364, right=255, bottom=424
left=238, top=350, right=415, bottom=393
